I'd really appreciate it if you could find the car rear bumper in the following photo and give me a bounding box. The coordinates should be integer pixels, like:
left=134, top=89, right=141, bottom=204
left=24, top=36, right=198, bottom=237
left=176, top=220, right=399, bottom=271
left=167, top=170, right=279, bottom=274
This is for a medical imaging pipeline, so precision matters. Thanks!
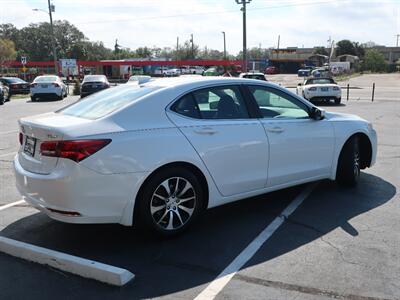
left=13, top=154, right=149, bottom=225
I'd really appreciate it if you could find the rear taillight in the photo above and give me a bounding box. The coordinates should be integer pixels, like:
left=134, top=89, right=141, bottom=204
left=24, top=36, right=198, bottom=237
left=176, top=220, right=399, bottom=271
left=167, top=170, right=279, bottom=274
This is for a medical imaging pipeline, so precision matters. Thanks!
left=52, top=83, right=60, bottom=87
left=308, top=87, right=317, bottom=91
left=333, top=86, right=340, bottom=90
left=19, top=132, right=23, bottom=145
left=30, top=83, right=37, bottom=87
left=40, top=139, right=111, bottom=162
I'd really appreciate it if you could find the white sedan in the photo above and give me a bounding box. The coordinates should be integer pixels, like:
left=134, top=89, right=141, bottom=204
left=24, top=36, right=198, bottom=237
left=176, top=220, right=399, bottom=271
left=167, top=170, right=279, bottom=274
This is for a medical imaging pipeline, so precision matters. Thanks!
left=297, top=77, right=342, bottom=105
left=14, top=77, right=377, bottom=235
left=30, top=75, right=68, bottom=101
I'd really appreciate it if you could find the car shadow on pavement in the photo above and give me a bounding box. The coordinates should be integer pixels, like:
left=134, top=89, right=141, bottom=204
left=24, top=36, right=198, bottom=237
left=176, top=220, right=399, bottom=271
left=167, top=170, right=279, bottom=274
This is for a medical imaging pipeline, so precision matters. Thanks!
left=0, top=173, right=395, bottom=300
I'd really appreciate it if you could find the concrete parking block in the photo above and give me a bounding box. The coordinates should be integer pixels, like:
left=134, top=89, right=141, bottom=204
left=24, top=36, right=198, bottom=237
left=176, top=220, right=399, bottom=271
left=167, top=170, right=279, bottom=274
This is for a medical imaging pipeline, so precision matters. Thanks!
left=0, top=236, right=135, bottom=286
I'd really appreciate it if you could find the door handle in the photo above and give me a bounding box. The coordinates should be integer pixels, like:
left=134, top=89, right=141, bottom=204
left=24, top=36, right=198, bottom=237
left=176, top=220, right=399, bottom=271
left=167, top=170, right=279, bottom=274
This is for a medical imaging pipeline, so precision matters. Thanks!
left=266, top=126, right=284, bottom=133
left=194, top=127, right=217, bottom=135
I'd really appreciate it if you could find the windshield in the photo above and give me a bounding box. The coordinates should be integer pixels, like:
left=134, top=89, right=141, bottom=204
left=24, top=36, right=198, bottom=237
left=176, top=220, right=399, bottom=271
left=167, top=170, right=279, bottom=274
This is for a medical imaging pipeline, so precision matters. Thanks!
left=58, top=85, right=160, bottom=119
left=34, top=76, right=58, bottom=83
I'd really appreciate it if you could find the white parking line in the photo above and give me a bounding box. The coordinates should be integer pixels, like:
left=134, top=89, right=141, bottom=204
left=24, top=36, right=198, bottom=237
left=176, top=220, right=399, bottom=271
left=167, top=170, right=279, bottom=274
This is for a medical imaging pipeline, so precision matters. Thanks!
left=0, top=152, right=16, bottom=158
left=0, top=200, right=25, bottom=211
left=0, top=236, right=135, bottom=286
left=194, top=183, right=316, bottom=300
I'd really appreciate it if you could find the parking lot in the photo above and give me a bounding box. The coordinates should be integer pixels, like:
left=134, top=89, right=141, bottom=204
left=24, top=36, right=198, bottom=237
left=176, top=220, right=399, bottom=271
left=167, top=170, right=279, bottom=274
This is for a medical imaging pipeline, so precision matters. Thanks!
left=0, top=74, right=399, bottom=300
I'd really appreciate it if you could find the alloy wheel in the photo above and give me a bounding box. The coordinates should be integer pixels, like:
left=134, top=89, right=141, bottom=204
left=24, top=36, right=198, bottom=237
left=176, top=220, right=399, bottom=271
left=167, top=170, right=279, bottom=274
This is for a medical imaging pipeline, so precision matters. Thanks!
left=150, top=177, right=196, bottom=230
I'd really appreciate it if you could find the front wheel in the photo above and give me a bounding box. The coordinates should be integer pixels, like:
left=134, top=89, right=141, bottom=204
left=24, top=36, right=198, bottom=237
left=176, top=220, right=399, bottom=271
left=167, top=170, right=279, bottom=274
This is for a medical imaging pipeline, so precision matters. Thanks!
left=336, top=136, right=360, bottom=186
left=138, top=167, right=204, bottom=236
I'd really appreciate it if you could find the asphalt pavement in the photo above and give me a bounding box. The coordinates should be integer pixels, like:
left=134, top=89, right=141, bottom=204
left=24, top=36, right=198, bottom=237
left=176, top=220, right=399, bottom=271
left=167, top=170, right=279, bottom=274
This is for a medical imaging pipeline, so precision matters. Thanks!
left=0, top=74, right=399, bottom=300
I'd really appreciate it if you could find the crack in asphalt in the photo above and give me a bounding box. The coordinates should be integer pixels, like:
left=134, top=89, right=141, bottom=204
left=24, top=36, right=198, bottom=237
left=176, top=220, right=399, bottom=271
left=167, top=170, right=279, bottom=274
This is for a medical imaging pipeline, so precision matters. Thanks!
left=284, top=218, right=369, bottom=268
left=234, top=273, right=393, bottom=300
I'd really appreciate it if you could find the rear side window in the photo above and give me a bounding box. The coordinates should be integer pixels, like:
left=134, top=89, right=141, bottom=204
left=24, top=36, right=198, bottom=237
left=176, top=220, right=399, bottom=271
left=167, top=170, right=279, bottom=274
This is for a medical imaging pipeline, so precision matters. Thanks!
left=58, top=86, right=159, bottom=119
left=171, top=94, right=201, bottom=119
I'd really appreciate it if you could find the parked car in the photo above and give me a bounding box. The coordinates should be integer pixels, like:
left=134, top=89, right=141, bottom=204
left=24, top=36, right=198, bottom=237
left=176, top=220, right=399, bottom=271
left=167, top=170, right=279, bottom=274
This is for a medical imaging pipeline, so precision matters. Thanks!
left=0, top=77, right=30, bottom=99
left=163, top=68, right=181, bottom=77
left=239, top=72, right=267, bottom=81
left=265, top=66, right=279, bottom=74
left=127, top=75, right=153, bottom=85
left=297, top=77, right=342, bottom=105
left=297, top=68, right=312, bottom=77
left=202, top=67, right=224, bottom=76
left=14, top=77, right=376, bottom=235
left=30, top=75, right=68, bottom=101
left=0, top=81, right=10, bottom=105
left=310, top=68, right=331, bottom=78
left=80, top=75, right=110, bottom=98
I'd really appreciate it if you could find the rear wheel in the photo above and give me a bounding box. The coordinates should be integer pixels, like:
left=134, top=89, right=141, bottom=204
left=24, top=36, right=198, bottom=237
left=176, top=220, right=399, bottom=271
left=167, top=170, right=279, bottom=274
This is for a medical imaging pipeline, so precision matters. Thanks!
left=336, top=136, right=360, bottom=186
left=0, top=93, right=4, bottom=105
left=138, top=167, right=204, bottom=236
left=335, top=97, right=341, bottom=105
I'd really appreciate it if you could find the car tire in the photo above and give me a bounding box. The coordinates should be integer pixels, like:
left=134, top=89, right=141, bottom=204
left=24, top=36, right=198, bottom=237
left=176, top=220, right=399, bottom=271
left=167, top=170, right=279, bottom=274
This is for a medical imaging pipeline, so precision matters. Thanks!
left=138, top=167, right=204, bottom=236
left=336, top=136, right=360, bottom=187
left=31, top=96, right=37, bottom=102
left=0, top=94, right=4, bottom=105
left=5, top=93, right=11, bottom=102
left=335, top=97, right=341, bottom=105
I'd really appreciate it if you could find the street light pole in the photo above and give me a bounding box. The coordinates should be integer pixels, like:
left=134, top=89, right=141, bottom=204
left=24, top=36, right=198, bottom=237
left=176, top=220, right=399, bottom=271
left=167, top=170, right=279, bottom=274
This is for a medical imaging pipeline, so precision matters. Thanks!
left=47, top=0, right=58, bottom=75
left=33, top=1, right=58, bottom=75
left=222, top=31, right=226, bottom=61
left=236, top=0, right=251, bottom=72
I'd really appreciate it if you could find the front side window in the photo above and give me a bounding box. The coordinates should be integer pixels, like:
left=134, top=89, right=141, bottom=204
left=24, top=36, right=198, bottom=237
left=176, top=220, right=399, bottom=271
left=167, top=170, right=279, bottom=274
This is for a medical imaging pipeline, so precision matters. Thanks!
left=249, top=86, right=310, bottom=119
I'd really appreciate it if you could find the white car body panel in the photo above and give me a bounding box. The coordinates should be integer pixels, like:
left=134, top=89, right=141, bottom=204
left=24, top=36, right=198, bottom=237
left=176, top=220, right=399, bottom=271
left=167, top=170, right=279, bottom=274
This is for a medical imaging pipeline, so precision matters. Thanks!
left=14, top=77, right=377, bottom=226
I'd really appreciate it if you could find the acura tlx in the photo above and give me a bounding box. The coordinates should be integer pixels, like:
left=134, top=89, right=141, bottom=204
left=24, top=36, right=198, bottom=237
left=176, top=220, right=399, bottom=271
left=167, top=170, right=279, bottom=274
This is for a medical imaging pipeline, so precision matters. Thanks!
left=14, top=77, right=377, bottom=235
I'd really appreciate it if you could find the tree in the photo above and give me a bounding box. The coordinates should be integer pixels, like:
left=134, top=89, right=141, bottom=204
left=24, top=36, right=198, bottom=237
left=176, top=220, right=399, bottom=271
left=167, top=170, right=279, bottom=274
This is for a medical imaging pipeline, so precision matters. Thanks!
left=0, top=38, right=16, bottom=66
left=313, top=47, right=328, bottom=56
left=336, top=40, right=356, bottom=56
left=363, top=49, right=387, bottom=72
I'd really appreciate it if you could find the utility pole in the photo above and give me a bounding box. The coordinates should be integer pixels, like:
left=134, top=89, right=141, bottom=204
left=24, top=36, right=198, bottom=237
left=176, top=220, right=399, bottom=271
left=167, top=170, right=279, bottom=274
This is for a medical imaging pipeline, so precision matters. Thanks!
left=176, top=36, right=179, bottom=61
left=236, top=0, right=251, bottom=72
left=47, top=0, right=58, bottom=75
left=277, top=34, right=280, bottom=60
left=190, top=34, right=194, bottom=59
left=222, top=31, right=227, bottom=61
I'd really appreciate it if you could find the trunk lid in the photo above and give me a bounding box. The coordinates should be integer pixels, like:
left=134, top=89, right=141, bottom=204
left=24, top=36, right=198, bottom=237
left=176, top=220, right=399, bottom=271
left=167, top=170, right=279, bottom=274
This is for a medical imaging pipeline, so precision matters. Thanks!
left=18, top=112, right=91, bottom=174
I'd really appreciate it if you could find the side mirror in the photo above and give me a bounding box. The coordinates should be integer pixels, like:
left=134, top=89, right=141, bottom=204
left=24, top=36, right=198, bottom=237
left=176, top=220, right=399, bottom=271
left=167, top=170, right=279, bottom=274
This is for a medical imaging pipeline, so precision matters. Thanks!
left=310, top=107, right=325, bottom=120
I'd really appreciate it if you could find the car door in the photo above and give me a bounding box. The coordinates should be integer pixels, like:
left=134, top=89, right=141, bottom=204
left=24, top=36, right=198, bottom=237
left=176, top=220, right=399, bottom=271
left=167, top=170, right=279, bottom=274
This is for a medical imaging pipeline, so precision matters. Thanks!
left=246, top=85, right=335, bottom=187
left=167, top=85, right=269, bottom=197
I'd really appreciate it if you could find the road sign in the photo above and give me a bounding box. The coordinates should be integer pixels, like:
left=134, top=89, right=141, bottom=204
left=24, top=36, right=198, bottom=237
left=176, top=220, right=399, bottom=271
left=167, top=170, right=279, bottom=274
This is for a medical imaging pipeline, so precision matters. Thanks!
left=21, top=56, right=27, bottom=65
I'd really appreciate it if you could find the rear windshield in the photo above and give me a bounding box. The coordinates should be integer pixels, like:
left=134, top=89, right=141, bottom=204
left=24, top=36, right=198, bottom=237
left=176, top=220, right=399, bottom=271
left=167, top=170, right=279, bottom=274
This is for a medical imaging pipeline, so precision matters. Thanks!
left=35, top=76, right=58, bottom=82
left=4, top=77, right=25, bottom=83
left=58, top=86, right=160, bottom=119
left=83, top=75, right=106, bottom=83
left=305, top=78, right=334, bottom=85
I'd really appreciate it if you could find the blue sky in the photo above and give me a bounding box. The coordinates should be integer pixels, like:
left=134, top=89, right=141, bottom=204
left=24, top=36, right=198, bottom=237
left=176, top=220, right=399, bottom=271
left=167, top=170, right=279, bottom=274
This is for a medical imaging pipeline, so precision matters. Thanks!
left=1, top=0, right=399, bottom=54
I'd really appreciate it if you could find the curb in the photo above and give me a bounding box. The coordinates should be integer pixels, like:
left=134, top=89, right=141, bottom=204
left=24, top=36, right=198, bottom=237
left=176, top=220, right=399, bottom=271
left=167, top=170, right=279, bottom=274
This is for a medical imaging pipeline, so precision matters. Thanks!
left=0, top=236, right=135, bottom=286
